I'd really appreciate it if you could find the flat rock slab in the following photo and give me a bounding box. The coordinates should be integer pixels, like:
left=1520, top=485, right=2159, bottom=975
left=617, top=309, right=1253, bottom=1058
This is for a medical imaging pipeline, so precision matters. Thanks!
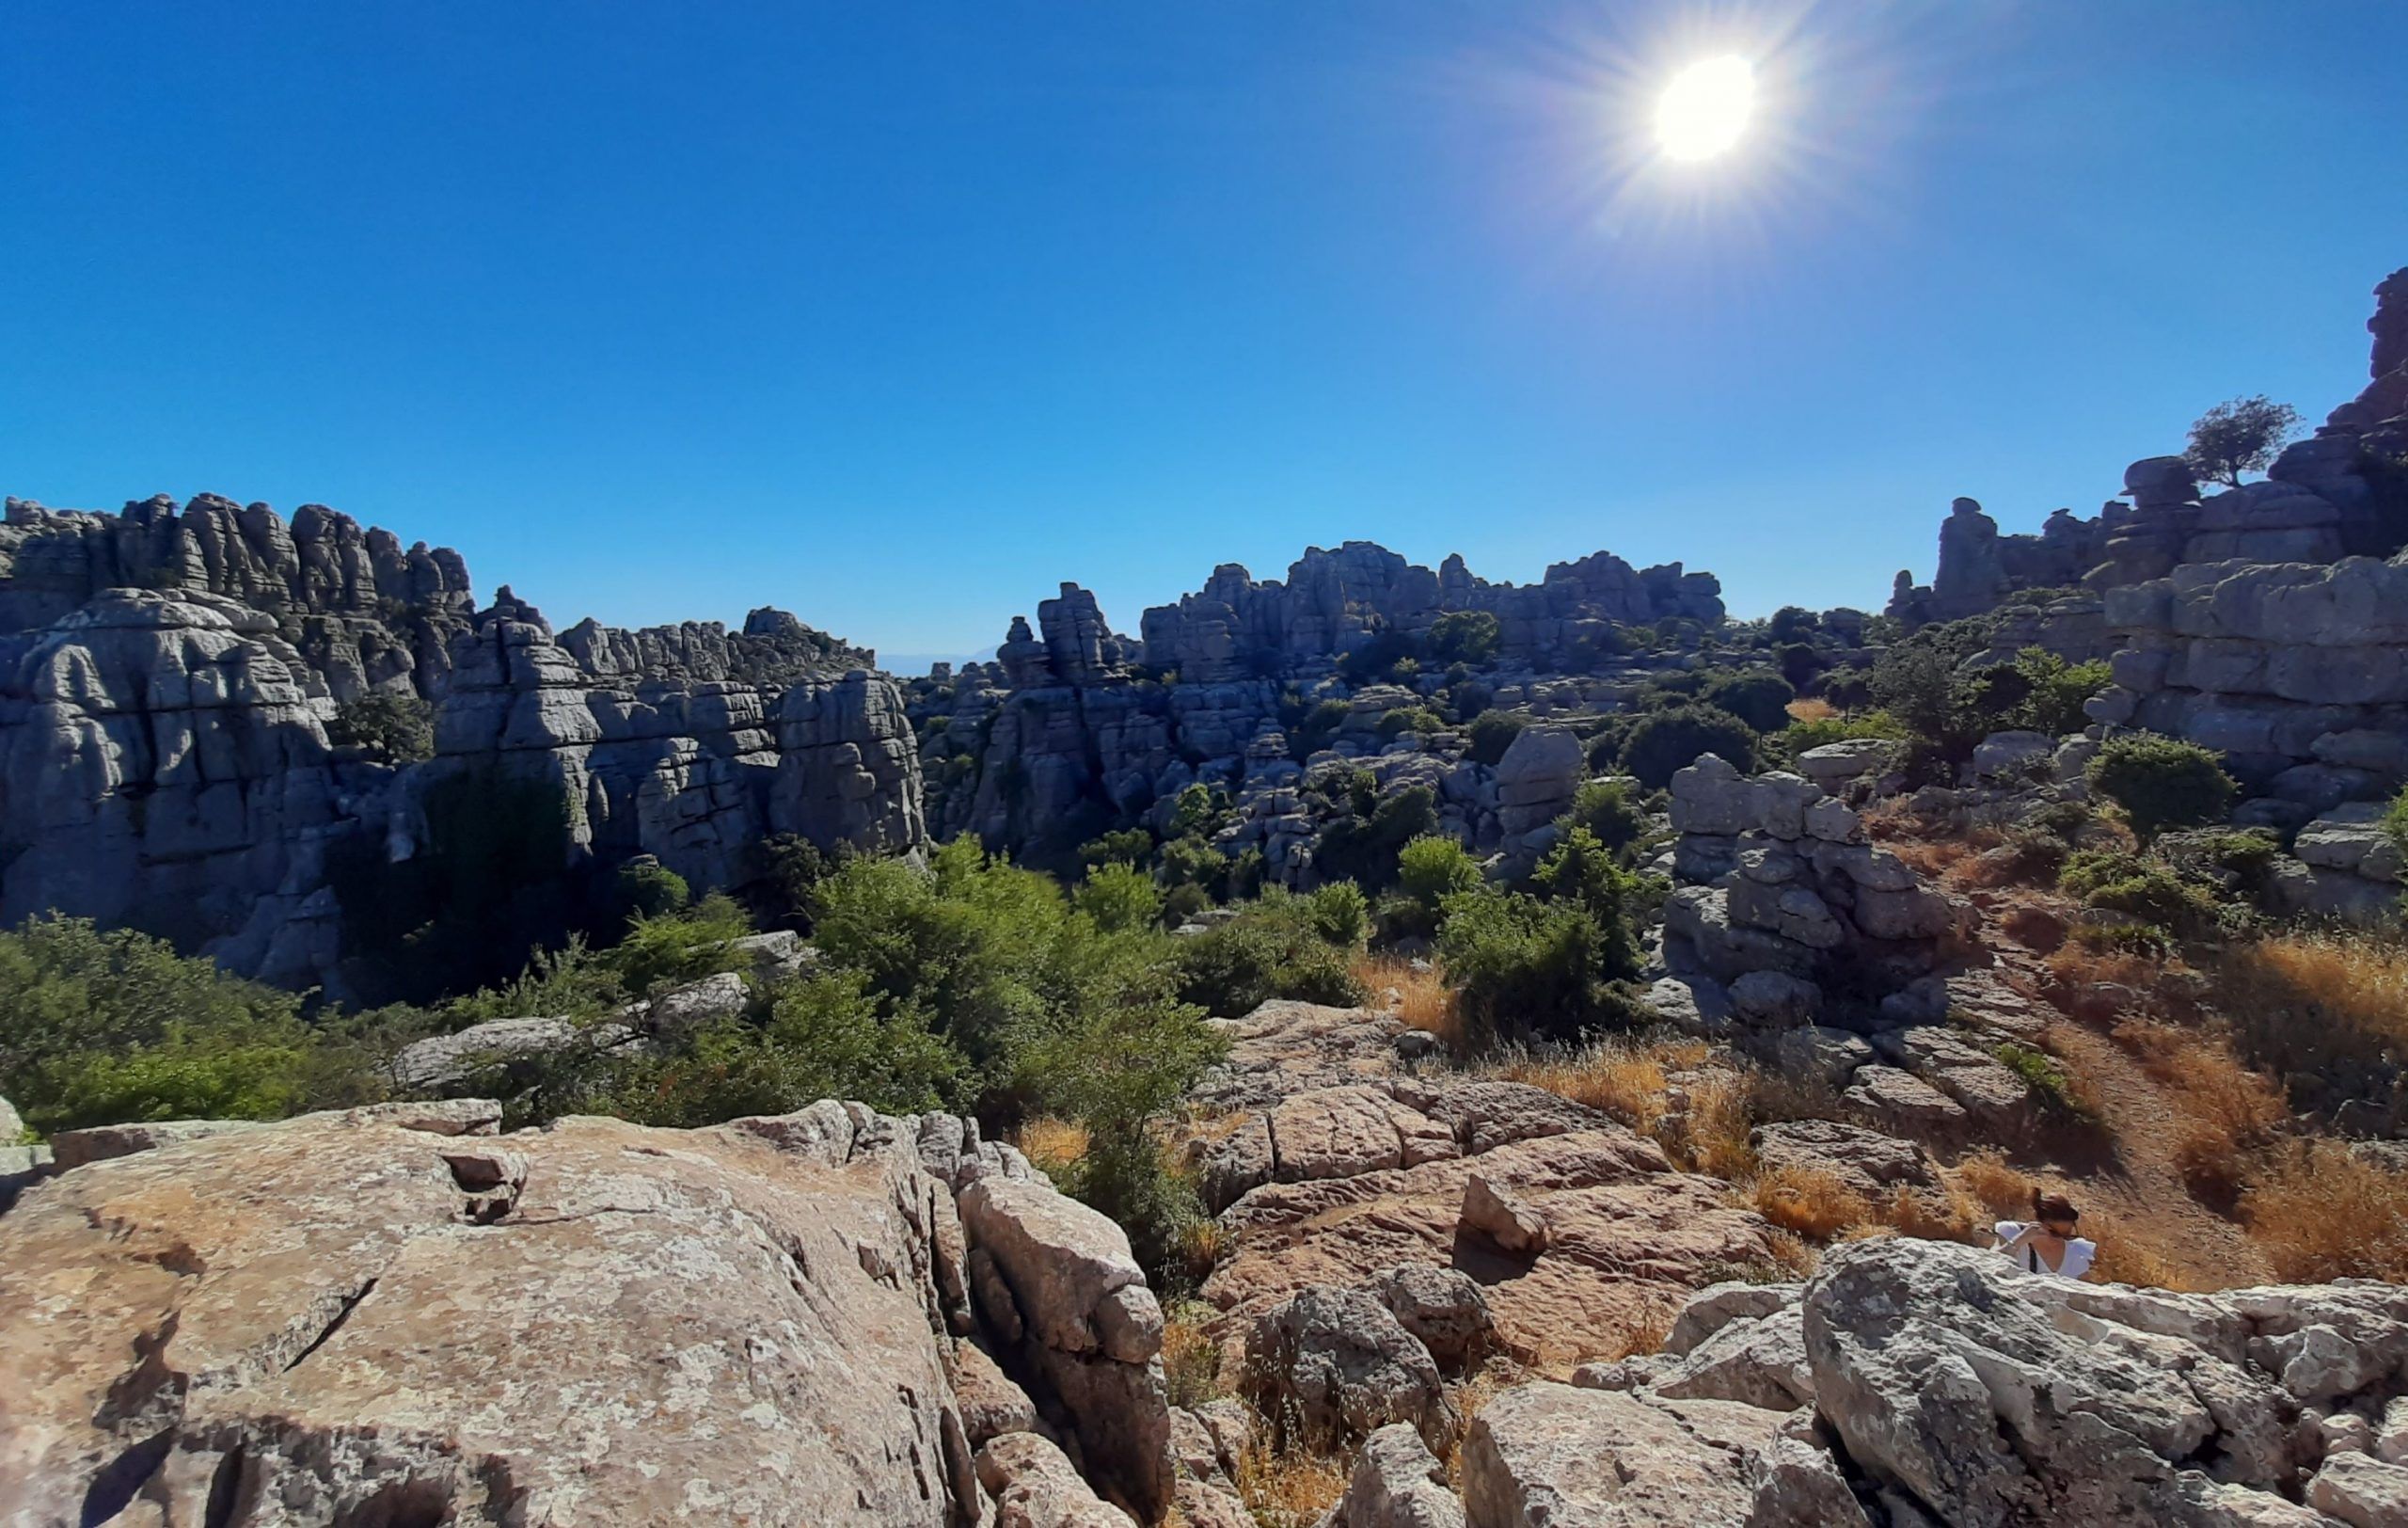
left=0, top=1106, right=984, bottom=1526
left=1204, top=1129, right=1773, bottom=1369
left=1191, top=1000, right=1406, bottom=1113
left=1463, top=1382, right=1778, bottom=1527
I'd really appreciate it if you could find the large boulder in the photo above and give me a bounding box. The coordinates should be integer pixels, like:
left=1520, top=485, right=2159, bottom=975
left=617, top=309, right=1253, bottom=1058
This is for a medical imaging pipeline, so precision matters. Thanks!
left=1246, top=1285, right=1458, bottom=1453
left=0, top=1103, right=994, bottom=1526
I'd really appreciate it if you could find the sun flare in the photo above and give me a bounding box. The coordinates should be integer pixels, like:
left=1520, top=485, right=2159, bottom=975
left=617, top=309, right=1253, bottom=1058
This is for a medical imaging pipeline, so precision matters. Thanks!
left=1655, top=56, right=1754, bottom=160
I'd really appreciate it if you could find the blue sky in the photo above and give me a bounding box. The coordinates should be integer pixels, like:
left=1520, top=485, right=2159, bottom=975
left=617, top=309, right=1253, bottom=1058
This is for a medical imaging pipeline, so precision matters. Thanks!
left=6, top=3, right=2404, bottom=666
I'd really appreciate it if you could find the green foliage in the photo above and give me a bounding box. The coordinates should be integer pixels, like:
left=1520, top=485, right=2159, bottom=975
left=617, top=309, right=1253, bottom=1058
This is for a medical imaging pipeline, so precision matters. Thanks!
left=2384, top=785, right=2408, bottom=863
left=1398, top=833, right=1482, bottom=908
left=1313, top=784, right=1440, bottom=893
left=614, top=859, right=691, bottom=922
left=1616, top=704, right=1761, bottom=790
left=1426, top=610, right=1501, bottom=665
left=1173, top=899, right=1367, bottom=1017
left=610, top=893, right=752, bottom=997
left=2184, top=395, right=2301, bottom=487
left=0, top=916, right=382, bottom=1134
left=2086, top=734, right=2237, bottom=844
left=1159, top=836, right=1231, bottom=893
left=1767, top=606, right=1820, bottom=644
left=1079, top=828, right=1157, bottom=872
left=2059, top=850, right=2219, bottom=934
left=1779, top=708, right=1909, bottom=755
left=1465, top=709, right=1527, bottom=767
left=1168, top=785, right=1234, bottom=841
left=1995, top=649, right=2112, bottom=737
left=1992, top=1042, right=2088, bottom=1120
left=1286, top=698, right=1354, bottom=759
left=1074, top=862, right=1164, bottom=932
left=325, top=692, right=434, bottom=763
left=1376, top=706, right=1446, bottom=741
left=1338, top=629, right=1420, bottom=686
left=1701, top=669, right=1796, bottom=732
left=1302, top=881, right=1370, bottom=947
left=1564, top=777, right=1649, bottom=860
left=1530, top=827, right=1651, bottom=974
left=532, top=969, right=962, bottom=1128
left=1434, top=889, right=1613, bottom=1042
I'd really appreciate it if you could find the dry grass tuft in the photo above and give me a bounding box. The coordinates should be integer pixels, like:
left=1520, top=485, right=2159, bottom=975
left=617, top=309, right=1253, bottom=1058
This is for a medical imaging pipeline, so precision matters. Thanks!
left=1671, top=1070, right=1759, bottom=1180
left=2043, top=939, right=2167, bottom=995
left=1480, top=1036, right=1708, bottom=1138
left=1010, top=1116, right=1090, bottom=1176
left=1954, top=1150, right=2037, bottom=1219
left=2213, top=933, right=2408, bottom=1118
left=1765, top=1228, right=1821, bottom=1279
left=1233, top=1425, right=1350, bottom=1525
left=1785, top=697, right=1840, bottom=724
left=1877, top=1181, right=1985, bottom=1244
left=2242, top=1140, right=2408, bottom=1282
left=1161, top=1299, right=1228, bottom=1409
left=1751, top=1164, right=1871, bottom=1241
left=2111, top=1016, right=2289, bottom=1203
left=2083, top=1213, right=2217, bottom=1293
left=1351, top=952, right=1462, bottom=1049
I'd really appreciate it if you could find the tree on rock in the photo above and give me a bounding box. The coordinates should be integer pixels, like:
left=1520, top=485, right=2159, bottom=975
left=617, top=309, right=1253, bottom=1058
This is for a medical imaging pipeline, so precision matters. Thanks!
left=2183, top=396, right=2300, bottom=487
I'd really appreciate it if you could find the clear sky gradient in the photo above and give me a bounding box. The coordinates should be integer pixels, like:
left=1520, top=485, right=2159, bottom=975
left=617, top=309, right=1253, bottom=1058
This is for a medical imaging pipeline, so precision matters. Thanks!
left=7, top=3, right=2405, bottom=667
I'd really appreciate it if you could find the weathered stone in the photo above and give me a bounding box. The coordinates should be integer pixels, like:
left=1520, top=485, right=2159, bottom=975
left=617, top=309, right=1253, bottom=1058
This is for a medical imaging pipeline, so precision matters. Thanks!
left=1247, top=1285, right=1458, bottom=1453
left=976, top=1432, right=1137, bottom=1528
left=1324, top=1423, right=1465, bottom=1528
left=1373, top=1263, right=1495, bottom=1372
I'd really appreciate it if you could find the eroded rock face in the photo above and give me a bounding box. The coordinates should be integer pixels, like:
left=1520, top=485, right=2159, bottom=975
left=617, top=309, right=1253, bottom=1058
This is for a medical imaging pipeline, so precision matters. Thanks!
left=0, top=1097, right=1168, bottom=1528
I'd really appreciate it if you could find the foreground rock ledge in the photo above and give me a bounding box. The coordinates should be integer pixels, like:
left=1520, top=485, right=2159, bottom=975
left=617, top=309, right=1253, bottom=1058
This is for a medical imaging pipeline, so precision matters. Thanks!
left=0, top=1099, right=1167, bottom=1527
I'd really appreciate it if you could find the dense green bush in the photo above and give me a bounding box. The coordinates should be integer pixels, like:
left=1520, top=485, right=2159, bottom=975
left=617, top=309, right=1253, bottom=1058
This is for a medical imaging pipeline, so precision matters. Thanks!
left=1303, top=881, right=1370, bottom=947
left=1313, top=784, right=1440, bottom=892
left=1616, top=704, right=1761, bottom=790
left=614, top=859, right=692, bottom=921
left=2384, top=785, right=2408, bottom=863
left=1377, top=706, right=1446, bottom=741
left=1701, top=670, right=1796, bottom=732
left=0, top=917, right=383, bottom=1133
left=1173, top=898, right=1365, bottom=1017
left=1286, top=698, right=1354, bottom=759
left=1564, top=778, right=1649, bottom=860
left=1434, top=890, right=1615, bottom=1041
left=1079, top=828, right=1156, bottom=871
left=1426, top=610, right=1502, bottom=664
left=2085, top=734, right=2237, bottom=843
left=1073, top=862, right=1164, bottom=932
left=2059, top=850, right=2219, bottom=934
left=1530, top=827, right=1651, bottom=970
left=1465, top=709, right=1527, bottom=767
left=326, top=692, right=435, bottom=763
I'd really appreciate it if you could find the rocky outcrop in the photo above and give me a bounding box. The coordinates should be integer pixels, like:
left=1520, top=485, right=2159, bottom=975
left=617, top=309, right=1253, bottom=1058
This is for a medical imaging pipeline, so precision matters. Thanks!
left=1137, top=542, right=1721, bottom=683
left=1462, top=1235, right=2408, bottom=1527
left=2091, top=549, right=2408, bottom=810
left=0, top=1096, right=1175, bottom=1527
left=1183, top=1002, right=1778, bottom=1374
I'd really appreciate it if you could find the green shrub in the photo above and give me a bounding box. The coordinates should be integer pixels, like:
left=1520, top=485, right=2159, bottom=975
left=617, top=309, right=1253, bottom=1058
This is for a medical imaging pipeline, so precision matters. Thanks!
left=614, top=859, right=691, bottom=921
left=1314, top=785, right=1440, bottom=892
left=1779, top=708, right=1909, bottom=756
left=1074, top=862, right=1164, bottom=933
left=1303, top=881, right=1370, bottom=947
left=2086, top=734, right=2237, bottom=843
left=1564, top=778, right=1649, bottom=860
left=1616, top=704, right=1761, bottom=790
left=2384, top=785, right=2408, bottom=862
left=1398, top=834, right=1482, bottom=910
left=1996, top=649, right=2112, bottom=737
left=2060, top=851, right=2218, bottom=934
left=1376, top=706, right=1446, bottom=741
left=326, top=692, right=434, bottom=763
left=1173, top=901, right=1367, bottom=1017
left=610, top=893, right=754, bottom=997
left=1465, top=710, right=1527, bottom=767
left=1433, top=889, right=1627, bottom=1042
left=0, top=916, right=384, bottom=1133
left=1287, top=699, right=1354, bottom=759
left=1426, top=610, right=1501, bottom=664
left=1529, top=827, right=1651, bottom=978
left=1079, top=828, right=1156, bottom=871
left=1992, top=1042, right=2088, bottom=1120
left=1702, top=670, right=1796, bottom=733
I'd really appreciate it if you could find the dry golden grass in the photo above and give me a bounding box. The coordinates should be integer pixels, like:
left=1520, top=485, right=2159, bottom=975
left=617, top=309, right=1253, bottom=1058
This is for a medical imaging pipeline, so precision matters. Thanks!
left=1751, top=1164, right=1871, bottom=1240
left=2242, top=1140, right=2408, bottom=1282
left=2214, top=933, right=2408, bottom=1104
left=1161, top=1299, right=1228, bottom=1409
left=1479, top=1036, right=1708, bottom=1137
left=1439, top=1364, right=1524, bottom=1483
left=2111, top=1016, right=2289, bottom=1203
left=2083, top=1213, right=2216, bottom=1293
left=1877, top=1182, right=1985, bottom=1244
left=1233, top=1426, right=1350, bottom=1525
left=1765, top=1228, right=1820, bottom=1279
left=1010, top=1116, right=1090, bottom=1175
left=1672, top=1070, right=1759, bottom=1180
left=1785, top=696, right=1840, bottom=724
left=1954, top=1150, right=2037, bottom=1218
left=1351, top=951, right=1462, bottom=1049
left=2043, top=939, right=2167, bottom=995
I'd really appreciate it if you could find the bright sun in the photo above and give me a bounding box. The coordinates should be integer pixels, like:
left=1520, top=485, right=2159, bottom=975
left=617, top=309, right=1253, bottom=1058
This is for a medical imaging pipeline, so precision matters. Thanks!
left=1655, top=56, right=1754, bottom=161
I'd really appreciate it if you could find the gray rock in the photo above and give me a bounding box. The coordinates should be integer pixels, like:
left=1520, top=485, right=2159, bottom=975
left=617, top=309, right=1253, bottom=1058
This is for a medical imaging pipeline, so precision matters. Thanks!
left=1372, top=1263, right=1495, bottom=1372
left=1323, top=1423, right=1465, bottom=1528
left=1248, top=1285, right=1458, bottom=1453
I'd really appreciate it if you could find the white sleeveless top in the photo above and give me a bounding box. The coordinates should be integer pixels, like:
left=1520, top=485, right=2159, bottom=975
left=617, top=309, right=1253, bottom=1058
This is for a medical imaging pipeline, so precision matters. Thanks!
left=1994, top=1220, right=2097, bottom=1279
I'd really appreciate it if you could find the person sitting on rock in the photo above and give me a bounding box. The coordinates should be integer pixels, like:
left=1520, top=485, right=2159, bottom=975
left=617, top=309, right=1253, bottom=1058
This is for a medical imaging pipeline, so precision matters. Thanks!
left=1994, top=1189, right=2097, bottom=1279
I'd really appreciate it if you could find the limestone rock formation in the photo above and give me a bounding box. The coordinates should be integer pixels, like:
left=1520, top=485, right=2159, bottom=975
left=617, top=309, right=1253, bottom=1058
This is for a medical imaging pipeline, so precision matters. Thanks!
left=0, top=1096, right=1177, bottom=1527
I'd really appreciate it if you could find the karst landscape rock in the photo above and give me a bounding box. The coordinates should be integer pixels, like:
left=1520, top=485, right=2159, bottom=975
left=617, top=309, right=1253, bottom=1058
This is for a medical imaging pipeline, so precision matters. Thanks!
left=7, top=160, right=2408, bottom=1528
